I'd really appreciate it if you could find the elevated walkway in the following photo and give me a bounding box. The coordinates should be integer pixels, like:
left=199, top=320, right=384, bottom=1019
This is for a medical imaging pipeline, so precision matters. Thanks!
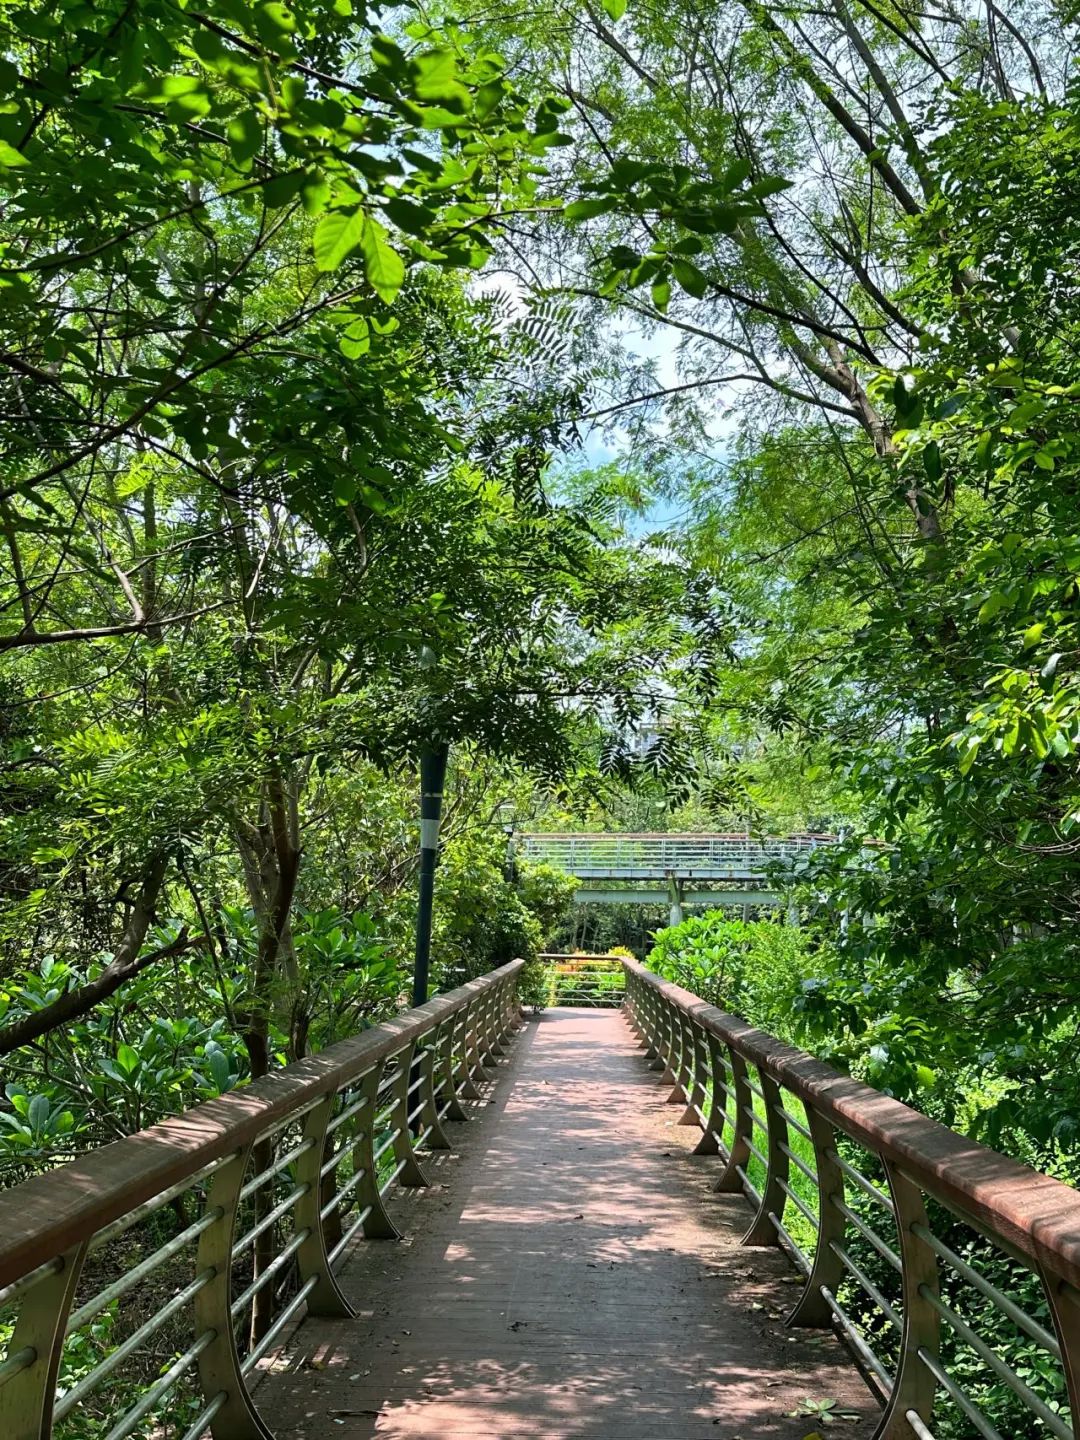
left=516, top=834, right=833, bottom=918
left=259, top=1008, right=875, bottom=1438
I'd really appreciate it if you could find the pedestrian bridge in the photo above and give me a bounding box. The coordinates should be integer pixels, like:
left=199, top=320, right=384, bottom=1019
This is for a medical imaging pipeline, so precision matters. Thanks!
left=1, top=961, right=1078, bottom=1440
left=517, top=832, right=835, bottom=916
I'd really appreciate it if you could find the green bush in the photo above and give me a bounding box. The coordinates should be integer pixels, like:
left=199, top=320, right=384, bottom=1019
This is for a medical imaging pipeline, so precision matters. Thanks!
left=645, top=911, right=811, bottom=1039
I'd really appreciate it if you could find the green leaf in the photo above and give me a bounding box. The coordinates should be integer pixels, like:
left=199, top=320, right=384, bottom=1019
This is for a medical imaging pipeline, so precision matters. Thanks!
left=27, top=1094, right=50, bottom=1135
left=922, top=440, right=942, bottom=485
left=0, top=139, right=28, bottom=169
left=413, top=50, right=468, bottom=110
left=1040, top=652, right=1062, bottom=692
left=564, top=197, right=614, bottom=222
left=978, top=590, right=1008, bottom=622
left=207, top=1048, right=231, bottom=1092
left=227, top=110, right=262, bottom=169
left=313, top=209, right=365, bottom=272
left=262, top=169, right=305, bottom=208
left=602, top=0, right=627, bottom=16
left=671, top=258, right=709, bottom=299
left=116, top=1044, right=140, bottom=1076
left=360, top=215, right=405, bottom=303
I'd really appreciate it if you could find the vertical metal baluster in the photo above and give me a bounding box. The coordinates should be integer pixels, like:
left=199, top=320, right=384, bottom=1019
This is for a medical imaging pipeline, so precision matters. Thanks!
left=471, top=988, right=493, bottom=1078
left=0, top=1241, right=88, bottom=1440
left=625, top=970, right=641, bottom=1037
left=195, top=1144, right=274, bottom=1440
left=350, top=1061, right=402, bottom=1240
left=493, top=978, right=511, bottom=1042
left=294, top=1090, right=354, bottom=1318
left=691, top=1030, right=725, bottom=1157
left=676, top=1015, right=704, bottom=1121
left=661, top=997, right=682, bottom=1087
left=388, top=1041, right=429, bottom=1189
left=437, top=1013, right=470, bottom=1121
left=642, top=986, right=663, bottom=1064
left=742, top=1071, right=789, bottom=1247
left=650, top=992, right=672, bottom=1075
left=878, top=1160, right=940, bottom=1439
left=625, top=972, right=647, bottom=1047
left=484, top=982, right=506, bottom=1059
left=1038, top=1266, right=1080, bottom=1440
left=501, top=976, right=519, bottom=1039
left=457, top=997, right=483, bottom=1100
left=482, top=982, right=501, bottom=1065
left=649, top=987, right=666, bottom=1060
left=715, top=1046, right=753, bottom=1194
left=414, top=1037, right=453, bottom=1152
left=495, top=979, right=509, bottom=1049
left=666, top=1007, right=690, bottom=1104
left=787, top=1106, right=846, bottom=1327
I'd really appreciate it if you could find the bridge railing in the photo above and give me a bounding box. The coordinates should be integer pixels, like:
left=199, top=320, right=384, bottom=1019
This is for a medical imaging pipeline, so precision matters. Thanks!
left=0, top=961, right=522, bottom=1440
left=623, top=958, right=1080, bottom=1440
left=517, top=832, right=829, bottom=877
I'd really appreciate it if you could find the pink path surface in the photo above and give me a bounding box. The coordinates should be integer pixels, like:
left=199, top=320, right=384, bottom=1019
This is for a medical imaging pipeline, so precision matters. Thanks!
left=258, top=1006, right=879, bottom=1439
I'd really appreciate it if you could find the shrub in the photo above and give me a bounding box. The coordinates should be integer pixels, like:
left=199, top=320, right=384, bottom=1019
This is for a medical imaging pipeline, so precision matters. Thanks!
left=645, top=911, right=811, bottom=1039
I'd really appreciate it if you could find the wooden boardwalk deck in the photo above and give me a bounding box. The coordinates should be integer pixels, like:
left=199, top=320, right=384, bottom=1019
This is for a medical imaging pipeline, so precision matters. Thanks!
left=258, top=1007, right=879, bottom=1439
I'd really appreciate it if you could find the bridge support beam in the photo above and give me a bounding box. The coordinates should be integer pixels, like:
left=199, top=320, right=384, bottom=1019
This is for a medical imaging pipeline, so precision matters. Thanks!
left=667, top=876, right=684, bottom=927
left=573, top=887, right=781, bottom=907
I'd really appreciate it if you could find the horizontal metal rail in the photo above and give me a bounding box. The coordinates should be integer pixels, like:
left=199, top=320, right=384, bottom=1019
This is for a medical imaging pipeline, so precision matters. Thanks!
left=0, top=960, right=523, bottom=1439
left=622, top=956, right=1080, bottom=1440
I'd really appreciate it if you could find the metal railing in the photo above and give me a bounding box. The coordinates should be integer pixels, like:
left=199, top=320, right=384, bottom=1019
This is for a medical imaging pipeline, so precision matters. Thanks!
left=622, top=958, right=1080, bottom=1440
left=517, top=832, right=831, bottom=879
left=0, top=961, right=522, bottom=1440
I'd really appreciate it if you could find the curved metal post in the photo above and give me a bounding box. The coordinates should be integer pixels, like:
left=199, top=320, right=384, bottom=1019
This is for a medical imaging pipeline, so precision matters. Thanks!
left=462, top=995, right=488, bottom=1093
left=295, top=1091, right=354, bottom=1318
left=666, top=1008, right=692, bottom=1104
left=349, top=1062, right=402, bottom=1240
left=0, top=1241, right=88, bottom=1440
left=196, top=1145, right=274, bottom=1440
left=875, top=1161, right=940, bottom=1439
left=678, top=1018, right=709, bottom=1127
left=436, top=1014, right=469, bottom=1121
left=414, top=1039, right=452, bottom=1152
left=651, top=992, right=674, bottom=1076
left=389, top=1041, right=429, bottom=1189
left=481, top=984, right=504, bottom=1061
left=742, top=1071, right=789, bottom=1247
left=715, top=1045, right=753, bottom=1193
left=691, top=1030, right=725, bottom=1157
left=623, top=971, right=647, bottom=1045
left=787, top=1106, right=846, bottom=1327
left=1038, top=1265, right=1080, bottom=1438
left=642, top=984, right=662, bottom=1060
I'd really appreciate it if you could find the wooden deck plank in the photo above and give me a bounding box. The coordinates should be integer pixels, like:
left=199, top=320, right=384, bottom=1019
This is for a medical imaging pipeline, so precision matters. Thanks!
left=258, top=1006, right=880, bottom=1439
